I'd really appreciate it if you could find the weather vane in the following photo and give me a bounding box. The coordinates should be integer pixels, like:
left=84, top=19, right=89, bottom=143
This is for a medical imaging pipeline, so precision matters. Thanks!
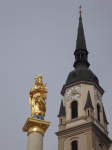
left=79, top=5, right=82, bottom=14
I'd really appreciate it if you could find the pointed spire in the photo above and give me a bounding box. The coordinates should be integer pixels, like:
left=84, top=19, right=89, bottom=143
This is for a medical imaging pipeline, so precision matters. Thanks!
left=84, top=90, right=94, bottom=109
left=73, top=10, right=90, bottom=69
left=58, top=99, right=66, bottom=117
left=103, top=106, right=108, bottom=124
left=76, top=12, right=87, bottom=50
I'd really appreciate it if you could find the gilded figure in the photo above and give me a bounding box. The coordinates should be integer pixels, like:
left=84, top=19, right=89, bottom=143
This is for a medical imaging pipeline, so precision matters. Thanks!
left=29, top=74, right=47, bottom=119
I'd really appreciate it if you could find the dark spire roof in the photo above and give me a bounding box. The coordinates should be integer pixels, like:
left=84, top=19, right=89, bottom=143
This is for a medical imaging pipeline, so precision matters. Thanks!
left=75, top=13, right=87, bottom=50
left=73, top=12, right=90, bottom=69
left=84, top=90, right=94, bottom=109
left=58, top=100, right=66, bottom=117
left=103, top=106, right=108, bottom=124
left=65, top=11, right=99, bottom=85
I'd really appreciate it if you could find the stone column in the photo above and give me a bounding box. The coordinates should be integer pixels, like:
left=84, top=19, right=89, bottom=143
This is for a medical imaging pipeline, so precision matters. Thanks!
left=23, top=118, right=50, bottom=150
left=27, top=132, right=43, bottom=150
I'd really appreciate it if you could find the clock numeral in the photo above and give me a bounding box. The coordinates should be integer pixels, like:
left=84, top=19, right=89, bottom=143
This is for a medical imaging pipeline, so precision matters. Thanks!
left=75, top=95, right=77, bottom=99
left=75, top=94, right=79, bottom=99
left=73, top=96, right=75, bottom=99
left=75, top=86, right=78, bottom=90
left=77, top=90, right=81, bottom=93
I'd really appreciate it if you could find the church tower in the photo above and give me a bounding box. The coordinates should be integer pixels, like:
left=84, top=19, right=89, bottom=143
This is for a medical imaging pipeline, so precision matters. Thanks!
left=56, top=10, right=111, bottom=150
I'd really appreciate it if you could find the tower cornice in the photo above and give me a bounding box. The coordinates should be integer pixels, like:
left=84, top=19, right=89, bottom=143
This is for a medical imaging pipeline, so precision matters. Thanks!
left=55, top=122, right=111, bottom=145
left=61, top=80, right=104, bottom=96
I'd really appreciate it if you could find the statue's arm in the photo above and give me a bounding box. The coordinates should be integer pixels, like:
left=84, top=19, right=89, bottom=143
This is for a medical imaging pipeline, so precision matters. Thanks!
left=29, top=87, right=34, bottom=109
left=29, top=97, right=32, bottom=108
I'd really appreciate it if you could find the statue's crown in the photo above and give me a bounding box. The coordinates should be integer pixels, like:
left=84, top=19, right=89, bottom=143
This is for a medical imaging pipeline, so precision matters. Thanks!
left=35, top=74, right=42, bottom=80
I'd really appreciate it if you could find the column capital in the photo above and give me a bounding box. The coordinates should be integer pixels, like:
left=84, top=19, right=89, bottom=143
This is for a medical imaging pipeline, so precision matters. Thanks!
left=23, top=118, right=50, bottom=136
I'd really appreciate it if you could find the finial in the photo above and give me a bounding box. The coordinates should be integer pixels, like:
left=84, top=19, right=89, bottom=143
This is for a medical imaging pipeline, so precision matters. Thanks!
left=79, top=5, right=82, bottom=14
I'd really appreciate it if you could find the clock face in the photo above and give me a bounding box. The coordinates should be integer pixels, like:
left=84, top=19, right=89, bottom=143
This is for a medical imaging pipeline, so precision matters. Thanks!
left=94, top=89, right=102, bottom=104
left=67, top=86, right=81, bottom=100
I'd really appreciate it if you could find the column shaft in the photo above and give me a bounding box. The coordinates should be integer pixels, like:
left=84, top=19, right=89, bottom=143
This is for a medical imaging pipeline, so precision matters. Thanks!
left=27, top=132, right=43, bottom=150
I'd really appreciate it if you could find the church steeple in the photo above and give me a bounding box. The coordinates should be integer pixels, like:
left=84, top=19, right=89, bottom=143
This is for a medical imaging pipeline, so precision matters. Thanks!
left=56, top=9, right=111, bottom=150
left=73, top=11, right=90, bottom=69
left=57, top=9, right=111, bottom=150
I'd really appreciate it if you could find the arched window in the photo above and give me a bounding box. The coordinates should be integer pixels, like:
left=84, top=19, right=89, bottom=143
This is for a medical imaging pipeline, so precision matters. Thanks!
left=97, top=104, right=100, bottom=122
left=88, top=110, right=89, bottom=116
left=77, top=53, right=80, bottom=60
left=72, top=101, right=78, bottom=119
left=99, top=144, right=102, bottom=150
left=75, top=55, right=77, bottom=59
left=81, top=53, right=84, bottom=59
left=85, top=54, right=87, bottom=60
left=72, top=141, right=78, bottom=150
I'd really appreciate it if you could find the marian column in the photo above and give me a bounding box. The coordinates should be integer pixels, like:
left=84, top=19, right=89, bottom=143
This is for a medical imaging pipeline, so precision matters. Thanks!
left=23, top=74, right=50, bottom=150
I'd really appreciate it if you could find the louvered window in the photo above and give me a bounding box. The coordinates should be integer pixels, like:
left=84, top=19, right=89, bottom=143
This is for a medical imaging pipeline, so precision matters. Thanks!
left=72, top=101, right=78, bottom=119
left=88, top=110, right=89, bottom=116
left=97, top=104, right=100, bottom=122
left=72, top=141, right=78, bottom=150
left=81, top=53, right=84, bottom=59
left=77, top=53, right=80, bottom=60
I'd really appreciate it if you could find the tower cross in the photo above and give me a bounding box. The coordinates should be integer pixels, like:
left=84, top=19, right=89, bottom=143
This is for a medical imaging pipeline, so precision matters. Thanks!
left=79, top=5, right=82, bottom=11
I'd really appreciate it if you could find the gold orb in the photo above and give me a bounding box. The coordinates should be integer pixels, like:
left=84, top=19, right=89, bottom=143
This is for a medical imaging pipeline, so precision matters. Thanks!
left=79, top=10, right=82, bottom=14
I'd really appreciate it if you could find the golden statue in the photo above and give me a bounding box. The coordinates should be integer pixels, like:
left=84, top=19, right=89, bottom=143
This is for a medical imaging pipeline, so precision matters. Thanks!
left=29, top=74, right=47, bottom=119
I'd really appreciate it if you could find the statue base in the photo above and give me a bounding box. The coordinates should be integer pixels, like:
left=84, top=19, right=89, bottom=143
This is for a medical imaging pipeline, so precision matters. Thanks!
left=23, top=118, right=50, bottom=150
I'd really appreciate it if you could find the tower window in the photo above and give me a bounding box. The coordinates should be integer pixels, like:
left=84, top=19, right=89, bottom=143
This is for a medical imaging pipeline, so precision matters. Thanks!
left=72, top=73, right=77, bottom=79
left=72, top=141, right=78, bottom=150
left=85, top=54, right=87, bottom=60
left=77, top=53, right=80, bottom=60
left=81, top=53, right=84, bottom=59
left=72, top=101, right=78, bottom=119
left=60, top=119, right=62, bottom=125
left=88, top=110, right=89, bottom=116
left=99, top=144, right=102, bottom=150
left=75, top=55, right=77, bottom=59
left=97, top=104, right=100, bottom=122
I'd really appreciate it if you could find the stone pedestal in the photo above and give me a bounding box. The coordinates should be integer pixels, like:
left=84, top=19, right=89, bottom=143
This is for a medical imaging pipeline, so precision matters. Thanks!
left=23, top=118, right=50, bottom=150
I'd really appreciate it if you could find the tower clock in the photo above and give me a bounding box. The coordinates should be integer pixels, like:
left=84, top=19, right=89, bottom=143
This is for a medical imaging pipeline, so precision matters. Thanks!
left=94, top=88, right=102, bottom=104
left=67, top=86, right=81, bottom=100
